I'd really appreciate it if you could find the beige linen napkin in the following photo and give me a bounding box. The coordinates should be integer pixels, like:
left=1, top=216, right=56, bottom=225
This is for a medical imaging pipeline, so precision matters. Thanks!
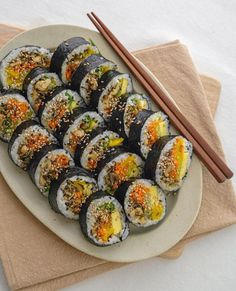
left=0, top=24, right=235, bottom=291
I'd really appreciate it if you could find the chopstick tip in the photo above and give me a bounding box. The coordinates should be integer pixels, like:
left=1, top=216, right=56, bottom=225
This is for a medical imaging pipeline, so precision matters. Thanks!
left=87, top=13, right=93, bottom=21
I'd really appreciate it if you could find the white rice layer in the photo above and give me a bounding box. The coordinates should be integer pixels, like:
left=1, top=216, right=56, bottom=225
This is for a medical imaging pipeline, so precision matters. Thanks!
left=0, top=93, right=29, bottom=106
left=97, top=73, right=133, bottom=121
left=86, top=196, right=129, bottom=246
left=155, top=136, right=193, bottom=192
left=56, top=175, right=98, bottom=220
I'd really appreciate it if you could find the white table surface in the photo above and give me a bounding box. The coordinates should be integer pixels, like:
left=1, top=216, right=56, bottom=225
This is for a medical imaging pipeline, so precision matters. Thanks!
left=0, top=0, right=235, bottom=290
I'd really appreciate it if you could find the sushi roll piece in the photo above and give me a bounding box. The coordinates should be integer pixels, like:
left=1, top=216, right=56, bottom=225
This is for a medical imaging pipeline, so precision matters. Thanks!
left=129, top=110, right=170, bottom=159
left=28, top=144, right=74, bottom=196
left=71, top=54, right=117, bottom=105
left=49, top=166, right=98, bottom=219
left=145, top=135, right=193, bottom=192
left=79, top=191, right=129, bottom=246
left=91, top=70, right=133, bottom=121
left=23, top=67, right=62, bottom=113
left=109, top=93, right=150, bottom=138
left=74, top=129, right=124, bottom=172
left=115, top=179, right=166, bottom=227
left=8, top=120, right=57, bottom=170
left=60, top=110, right=105, bottom=157
left=50, top=37, right=99, bottom=84
left=97, top=147, right=144, bottom=195
left=0, top=91, right=35, bottom=142
left=0, top=45, right=51, bottom=90
left=38, top=86, right=85, bottom=134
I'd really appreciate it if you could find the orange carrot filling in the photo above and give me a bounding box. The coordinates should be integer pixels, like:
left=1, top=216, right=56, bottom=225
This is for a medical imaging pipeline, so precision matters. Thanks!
left=107, top=156, right=141, bottom=192
left=26, top=134, right=49, bottom=150
left=48, top=106, right=67, bottom=130
left=55, top=155, right=70, bottom=167
left=147, top=119, right=162, bottom=147
left=65, top=64, right=77, bottom=81
left=129, top=185, right=149, bottom=206
left=7, top=99, right=29, bottom=121
left=162, top=137, right=186, bottom=182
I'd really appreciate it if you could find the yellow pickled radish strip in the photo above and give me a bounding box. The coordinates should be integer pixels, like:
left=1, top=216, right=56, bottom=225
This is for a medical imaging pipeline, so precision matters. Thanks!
left=117, top=78, right=128, bottom=97
left=111, top=211, right=122, bottom=235
left=157, top=120, right=169, bottom=137
left=147, top=119, right=168, bottom=147
left=148, top=186, right=164, bottom=221
left=108, top=137, right=124, bottom=147
left=171, top=138, right=188, bottom=180
left=151, top=203, right=164, bottom=220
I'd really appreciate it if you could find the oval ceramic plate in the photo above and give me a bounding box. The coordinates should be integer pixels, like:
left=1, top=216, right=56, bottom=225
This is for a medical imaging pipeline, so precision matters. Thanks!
left=0, top=25, right=202, bottom=262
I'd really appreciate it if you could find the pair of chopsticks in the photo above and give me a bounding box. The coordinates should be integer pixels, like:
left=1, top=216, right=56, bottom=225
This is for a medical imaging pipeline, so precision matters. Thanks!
left=87, top=12, right=233, bottom=183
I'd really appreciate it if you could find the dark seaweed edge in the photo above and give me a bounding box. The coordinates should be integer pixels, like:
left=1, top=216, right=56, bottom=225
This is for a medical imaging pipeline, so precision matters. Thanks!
left=48, top=166, right=94, bottom=214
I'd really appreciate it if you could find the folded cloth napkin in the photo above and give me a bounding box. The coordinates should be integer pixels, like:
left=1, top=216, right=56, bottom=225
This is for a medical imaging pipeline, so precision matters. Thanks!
left=0, top=24, right=235, bottom=291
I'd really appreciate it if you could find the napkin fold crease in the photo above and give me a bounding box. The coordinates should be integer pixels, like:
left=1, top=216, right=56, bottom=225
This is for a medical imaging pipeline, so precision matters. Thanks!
left=0, top=24, right=235, bottom=291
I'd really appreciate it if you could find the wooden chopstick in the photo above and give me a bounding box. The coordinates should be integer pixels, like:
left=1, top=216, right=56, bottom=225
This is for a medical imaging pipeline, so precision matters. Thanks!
left=87, top=12, right=233, bottom=183
left=89, top=13, right=234, bottom=182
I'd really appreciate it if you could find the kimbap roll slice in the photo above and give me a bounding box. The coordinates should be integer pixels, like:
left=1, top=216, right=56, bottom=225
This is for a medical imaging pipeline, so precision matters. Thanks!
left=97, top=148, right=144, bottom=194
left=49, top=167, right=98, bottom=219
left=38, top=87, right=85, bottom=134
left=50, top=37, right=99, bottom=84
left=91, top=70, right=133, bottom=121
left=71, top=54, right=117, bottom=105
left=28, top=144, right=74, bottom=196
left=0, top=45, right=51, bottom=90
left=62, top=111, right=105, bottom=157
left=75, top=129, right=124, bottom=172
left=79, top=191, right=129, bottom=246
left=23, top=67, right=62, bottom=113
left=110, top=93, right=150, bottom=138
left=8, top=120, right=57, bottom=170
left=129, top=110, right=170, bottom=159
left=54, top=107, right=87, bottom=143
left=0, top=91, right=35, bottom=142
left=145, top=135, right=193, bottom=192
left=115, top=179, right=166, bottom=227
